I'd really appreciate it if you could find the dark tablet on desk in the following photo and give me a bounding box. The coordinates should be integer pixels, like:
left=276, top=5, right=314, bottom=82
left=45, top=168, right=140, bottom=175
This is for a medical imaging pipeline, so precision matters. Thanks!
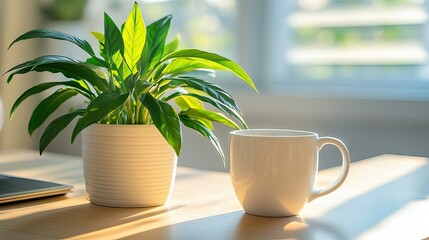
left=0, top=174, right=73, bottom=204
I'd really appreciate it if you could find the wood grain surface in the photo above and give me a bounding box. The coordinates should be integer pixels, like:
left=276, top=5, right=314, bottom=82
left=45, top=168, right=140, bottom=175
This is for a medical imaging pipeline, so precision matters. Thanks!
left=1, top=150, right=428, bottom=240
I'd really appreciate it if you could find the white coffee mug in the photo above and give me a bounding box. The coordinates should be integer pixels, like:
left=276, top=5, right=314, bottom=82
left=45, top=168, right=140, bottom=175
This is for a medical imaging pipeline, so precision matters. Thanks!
left=229, top=129, right=350, bottom=217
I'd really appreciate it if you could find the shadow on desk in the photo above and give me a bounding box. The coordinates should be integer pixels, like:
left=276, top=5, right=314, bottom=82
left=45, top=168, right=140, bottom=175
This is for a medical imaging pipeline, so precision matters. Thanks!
left=128, top=211, right=346, bottom=240
left=4, top=201, right=183, bottom=239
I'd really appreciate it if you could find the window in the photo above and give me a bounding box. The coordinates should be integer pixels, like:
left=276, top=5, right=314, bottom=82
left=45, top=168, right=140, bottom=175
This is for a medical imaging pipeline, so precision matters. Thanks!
left=261, top=0, right=429, bottom=99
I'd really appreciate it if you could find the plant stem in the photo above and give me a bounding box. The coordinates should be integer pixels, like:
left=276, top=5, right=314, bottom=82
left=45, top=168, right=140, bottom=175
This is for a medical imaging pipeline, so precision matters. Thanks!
left=108, top=65, right=115, bottom=91
left=127, top=97, right=134, bottom=124
left=135, top=99, right=141, bottom=124
left=141, top=107, right=151, bottom=124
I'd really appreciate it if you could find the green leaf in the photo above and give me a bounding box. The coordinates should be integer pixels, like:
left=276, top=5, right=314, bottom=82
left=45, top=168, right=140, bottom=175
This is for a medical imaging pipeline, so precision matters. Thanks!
left=28, top=89, right=78, bottom=135
left=40, top=109, right=86, bottom=154
left=174, top=95, right=213, bottom=130
left=86, top=57, right=106, bottom=68
left=7, top=29, right=108, bottom=67
left=140, top=14, right=172, bottom=73
left=6, top=55, right=77, bottom=75
left=104, top=13, right=124, bottom=60
left=140, top=93, right=181, bottom=156
left=153, top=62, right=169, bottom=80
left=162, top=58, right=224, bottom=76
left=179, top=115, right=225, bottom=165
left=122, top=2, right=146, bottom=73
left=91, top=31, right=104, bottom=44
left=8, top=29, right=95, bottom=56
left=6, top=55, right=108, bottom=91
left=170, top=76, right=241, bottom=113
left=102, top=13, right=132, bottom=80
left=179, top=108, right=240, bottom=130
left=184, top=69, right=216, bottom=78
left=163, top=35, right=180, bottom=57
left=162, top=49, right=258, bottom=92
left=11, top=80, right=94, bottom=118
left=133, top=80, right=153, bottom=98
left=174, top=94, right=203, bottom=110
left=91, top=31, right=106, bottom=58
left=165, top=92, right=247, bottom=129
left=72, top=91, right=128, bottom=142
left=112, top=51, right=132, bottom=80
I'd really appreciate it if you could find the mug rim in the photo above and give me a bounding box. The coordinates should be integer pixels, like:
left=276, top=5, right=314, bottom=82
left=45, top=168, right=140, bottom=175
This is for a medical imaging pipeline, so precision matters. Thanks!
left=230, top=129, right=318, bottom=138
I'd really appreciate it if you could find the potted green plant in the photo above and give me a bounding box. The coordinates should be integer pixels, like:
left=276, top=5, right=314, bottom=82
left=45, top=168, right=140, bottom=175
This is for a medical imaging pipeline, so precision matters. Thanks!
left=5, top=2, right=257, bottom=207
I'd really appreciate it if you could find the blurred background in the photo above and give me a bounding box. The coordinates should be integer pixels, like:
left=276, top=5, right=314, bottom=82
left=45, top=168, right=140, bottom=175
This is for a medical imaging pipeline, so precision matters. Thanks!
left=1, top=0, right=429, bottom=171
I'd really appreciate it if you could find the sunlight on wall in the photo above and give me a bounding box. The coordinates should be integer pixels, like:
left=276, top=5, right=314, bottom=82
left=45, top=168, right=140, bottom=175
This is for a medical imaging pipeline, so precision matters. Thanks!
left=0, top=0, right=42, bottom=151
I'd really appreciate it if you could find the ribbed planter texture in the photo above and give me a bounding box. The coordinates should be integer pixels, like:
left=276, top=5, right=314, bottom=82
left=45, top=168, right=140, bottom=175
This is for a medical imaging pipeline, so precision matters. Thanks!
left=82, top=124, right=177, bottom=207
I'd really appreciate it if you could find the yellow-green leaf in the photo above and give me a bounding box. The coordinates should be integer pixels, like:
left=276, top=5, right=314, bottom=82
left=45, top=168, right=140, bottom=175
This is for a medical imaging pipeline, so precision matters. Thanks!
left=162, top=49, right=258, bottom=92
left=162, top=58, right=224, bottom=76
left=180, top=108, right=240, bottom=130
left=112, top=51, right=131, bottom=80
left=122, top=2, right=146, bottom=73
left=174, top=95, right=213, bottom=130
left=91, top=31, right=104, bottom=44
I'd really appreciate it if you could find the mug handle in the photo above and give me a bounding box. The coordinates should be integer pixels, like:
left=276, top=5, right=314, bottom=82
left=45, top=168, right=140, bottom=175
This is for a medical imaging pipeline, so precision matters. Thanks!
left=309, top=137, right=351, bottom=202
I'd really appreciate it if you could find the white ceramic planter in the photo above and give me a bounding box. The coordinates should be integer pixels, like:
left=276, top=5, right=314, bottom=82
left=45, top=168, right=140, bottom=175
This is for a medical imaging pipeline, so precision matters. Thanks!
left=82, top=124, right=177, bottom=207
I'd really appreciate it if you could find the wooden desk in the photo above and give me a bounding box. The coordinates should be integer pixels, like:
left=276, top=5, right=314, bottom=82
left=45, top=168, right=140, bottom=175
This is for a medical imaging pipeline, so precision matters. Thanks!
left=1, top=150, right=428, bottom=240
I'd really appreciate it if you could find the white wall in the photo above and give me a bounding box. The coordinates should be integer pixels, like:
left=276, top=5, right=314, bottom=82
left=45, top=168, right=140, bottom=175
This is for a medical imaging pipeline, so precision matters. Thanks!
left=0, top=0, right=42, bottom=150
